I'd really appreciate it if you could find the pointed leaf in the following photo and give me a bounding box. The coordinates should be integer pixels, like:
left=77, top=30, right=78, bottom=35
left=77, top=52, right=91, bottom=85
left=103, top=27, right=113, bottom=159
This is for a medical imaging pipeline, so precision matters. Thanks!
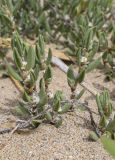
left=22, top=91, right=32, bottom=102
left=13, top=47, right=22, bottom=69
left=26, top=46, right=36, bottom=70
left=76, top=89, right=85, bottom=100
left=34, top=64, right=39, bottom=80
left=99, top=115, right=107, bottom=128
left=106, top=119, right=115, bottom=133
left=15, top=102, right=30, bottom=117
left=45, top=112, right=52, bottom=121
left=76, top=69, right=85, bottom=84
left=7, top=63, right=22, bottom=81
left=38, top=79, right=48, bottom=108
left=44, top=65, right=52, bottom=84
left=38, top=35, right=45, bottom=56
left=46, top=48, right=52, bottom=65
left=67, top=66, right=76, bottom=89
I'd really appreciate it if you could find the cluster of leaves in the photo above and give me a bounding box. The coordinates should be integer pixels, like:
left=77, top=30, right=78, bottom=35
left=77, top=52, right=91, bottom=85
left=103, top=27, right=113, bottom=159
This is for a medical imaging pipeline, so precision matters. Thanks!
left=7, top=32, right=48, bottom=93
left=96, top=90, right=115, bottom=138
left=7, top=32, right=75, bottom=128
left=0, top=0, right=113, bottom=40
left=102, top=23, right=115, bottom=81
left=102, top=51, right=115, bottom=81
left=0, top=0, right=50, bottom=39
left=67, top=66, right=85, bottom=100
left=89, top=90, right=115, bottom=157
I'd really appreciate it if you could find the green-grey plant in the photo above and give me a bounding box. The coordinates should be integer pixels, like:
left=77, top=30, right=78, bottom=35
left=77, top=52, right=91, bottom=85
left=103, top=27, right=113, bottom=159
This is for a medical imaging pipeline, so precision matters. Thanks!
left=0, top=0, right=115, bottom=157
left=67, top=66, right=85, bottom=100
left=6, top=32, right=72, bottom=129
left=6, top=32, right=51, bottom=94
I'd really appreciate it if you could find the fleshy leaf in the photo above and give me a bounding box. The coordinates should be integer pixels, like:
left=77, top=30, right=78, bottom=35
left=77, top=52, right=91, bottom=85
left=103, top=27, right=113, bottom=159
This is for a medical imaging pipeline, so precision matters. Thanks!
left=26, top=46, right=36, bottom=70
left=101, top=135, right=115, bottom=158
left=44, top=65, right=52, bottom=85
left=15, top=102, right=30, bottom=117
left=67, top=66, right=76, bottom=89
left=13, top=47, right=22, bottom=69
left=46, top=48, right=52, bottom=65
left=76, top=69, right=85, bottom=84
left=7, top=63, right=22, bottom=81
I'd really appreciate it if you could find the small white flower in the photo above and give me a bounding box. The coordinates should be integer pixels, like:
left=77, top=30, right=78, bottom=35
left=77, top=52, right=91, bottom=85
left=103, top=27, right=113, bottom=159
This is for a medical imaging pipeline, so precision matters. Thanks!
left=64, top=15, right=69, bottom=21
left=103, top=24, right=108, bottom=29
left=88, top=22, right=93, bottom=27
left=58, top=107, right=62, bottom=112
left=22, top=61, right=27, bottom=66
left=26, top=74, right=31, bottom=81
left=106, top=7, right=109, bottom=12
left=32, top=93, right=40, bottom=103
left=81, top=56, right=87, bottom=63
left=21, top=60, right=27, bottom=70
left=100, top=52, right=103, bottom=56
left=48, top=91, right=54, bottom=99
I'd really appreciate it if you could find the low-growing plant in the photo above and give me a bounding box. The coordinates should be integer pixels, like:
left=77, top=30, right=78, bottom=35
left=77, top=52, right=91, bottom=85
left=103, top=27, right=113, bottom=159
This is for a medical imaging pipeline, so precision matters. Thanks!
left=4, top=31, right=90, bottom=131
left=89, top=90, right=115, bottom=142
left=96, top=90, right=114, bottom=137
left=102, top=23, right=115, bottom=81
left=0, top=0, right=115, bottom=158
left=87, top=90, right=115, bottom=158
left=6, top=32, right=50, bottom=93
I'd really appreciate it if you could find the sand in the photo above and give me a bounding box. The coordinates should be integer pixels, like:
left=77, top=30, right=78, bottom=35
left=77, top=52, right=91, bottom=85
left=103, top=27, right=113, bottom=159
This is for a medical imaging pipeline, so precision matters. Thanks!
left=0, top=65, right=115, bottom=160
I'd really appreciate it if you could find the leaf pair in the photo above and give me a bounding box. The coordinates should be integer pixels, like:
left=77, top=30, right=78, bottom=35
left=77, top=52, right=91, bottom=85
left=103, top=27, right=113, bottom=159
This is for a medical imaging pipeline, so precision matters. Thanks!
left=36, top=36, right=52, bottom=69
left=37, top=79, right=48, bottom=110
left=53, top=91, right=70, bottom=114
left=67, top=66, right=85, bottom=90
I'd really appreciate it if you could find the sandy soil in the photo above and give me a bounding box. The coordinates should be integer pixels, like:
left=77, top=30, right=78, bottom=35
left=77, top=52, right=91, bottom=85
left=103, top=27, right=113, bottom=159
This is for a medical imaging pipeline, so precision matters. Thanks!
left=0, top=64, right=115, bottom=160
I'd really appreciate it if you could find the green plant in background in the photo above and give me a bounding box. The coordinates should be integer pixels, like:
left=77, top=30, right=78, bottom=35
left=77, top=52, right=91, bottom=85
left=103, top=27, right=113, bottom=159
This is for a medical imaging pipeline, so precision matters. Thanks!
left=0, top=0, right=16, bottom=36
left=0, top=0, right=113, bottom=40
left=0, top=0, right=50, bottom=39
left=102, top=51, right=115, bottom=81
left=0, top=0, right=114, bottom=73
left=45, top=0, right=113, bottom=55
left=102, top=23, right=115, bottom=81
